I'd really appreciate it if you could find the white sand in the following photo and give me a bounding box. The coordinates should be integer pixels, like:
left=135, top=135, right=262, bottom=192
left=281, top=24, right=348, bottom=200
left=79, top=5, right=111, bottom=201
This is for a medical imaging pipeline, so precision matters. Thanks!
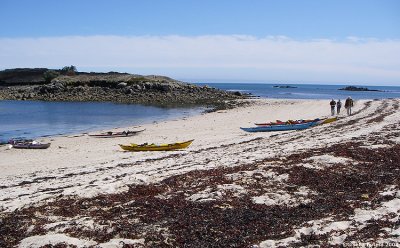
left=0, top=99, right=335, bottom=177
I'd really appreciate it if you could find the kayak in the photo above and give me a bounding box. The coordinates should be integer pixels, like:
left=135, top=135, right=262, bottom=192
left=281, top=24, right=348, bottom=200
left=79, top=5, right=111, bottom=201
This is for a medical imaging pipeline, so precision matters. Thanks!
left=12, top=142, right=51, bottom=149
left=8, top=138, right=34, bottom=145
left=255, top=117, right=337, bottom=126
left=89, top=129, right=145, bottom=138
left=241, top=121, right=317, bottom=132
left=320, top=117, right=337, bottom=124
left=255, top=119, right=317, bottom=126
left=119, top=140, right=194, bottom=151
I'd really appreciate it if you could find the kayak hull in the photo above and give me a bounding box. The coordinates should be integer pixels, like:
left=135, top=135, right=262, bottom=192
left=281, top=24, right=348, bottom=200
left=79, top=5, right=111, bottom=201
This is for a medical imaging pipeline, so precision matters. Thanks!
left=89, top=129, right=145, bottom=138
left=120, top=140, right=194, bottom=151
left=241, top=122, right=317, bottom=132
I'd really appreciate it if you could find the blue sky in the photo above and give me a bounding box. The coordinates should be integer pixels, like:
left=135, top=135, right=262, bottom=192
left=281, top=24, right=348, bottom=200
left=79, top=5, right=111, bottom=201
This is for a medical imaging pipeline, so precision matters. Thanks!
left=1, top=0, right=399, bottom=85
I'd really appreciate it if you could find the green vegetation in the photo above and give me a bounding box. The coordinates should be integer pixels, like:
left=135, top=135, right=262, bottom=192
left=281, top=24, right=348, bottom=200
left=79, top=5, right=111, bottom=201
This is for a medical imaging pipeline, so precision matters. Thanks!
left=43, top=70, right=60, bottom=83
left=61, top=65, right=77, bottom=76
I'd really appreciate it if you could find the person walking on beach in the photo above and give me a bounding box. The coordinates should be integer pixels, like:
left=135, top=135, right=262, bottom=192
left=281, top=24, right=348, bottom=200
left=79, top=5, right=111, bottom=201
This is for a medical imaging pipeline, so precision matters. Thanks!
left=345, top=97, right=354, bottom=115
left=330, top=99, right=336, bottom=116
left=337, top=99, right=342, bottom=115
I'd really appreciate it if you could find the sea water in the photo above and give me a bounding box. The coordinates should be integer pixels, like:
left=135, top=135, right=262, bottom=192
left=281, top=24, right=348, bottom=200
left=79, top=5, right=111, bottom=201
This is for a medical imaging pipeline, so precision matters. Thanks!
left=195, top=83, right=400, bottom=100
left=0, top=100, right=205, bottom=144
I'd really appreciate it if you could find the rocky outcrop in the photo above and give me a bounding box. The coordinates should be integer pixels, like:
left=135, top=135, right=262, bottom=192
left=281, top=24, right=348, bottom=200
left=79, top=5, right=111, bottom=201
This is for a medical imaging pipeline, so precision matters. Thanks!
left=338, top=86, right=381, bottom=92
left=273, top=85, right=297, bottom=89
left=0, top=69, right=244, bottom=107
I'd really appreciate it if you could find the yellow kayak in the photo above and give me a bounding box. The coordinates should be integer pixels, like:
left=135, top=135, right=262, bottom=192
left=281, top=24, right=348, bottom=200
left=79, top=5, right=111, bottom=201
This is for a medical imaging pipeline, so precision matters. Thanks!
left=119, top=140, right=194, bottom=151
left=321, top=117, right=337, bottom=124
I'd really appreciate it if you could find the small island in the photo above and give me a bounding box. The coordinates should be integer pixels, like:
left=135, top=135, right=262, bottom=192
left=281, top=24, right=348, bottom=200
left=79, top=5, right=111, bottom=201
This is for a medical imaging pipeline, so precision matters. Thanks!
left=0, top=67, right=245, bottom=109
left=273, top=85, right=297, bottom=89
left=338, top=86, right=382, bottom=92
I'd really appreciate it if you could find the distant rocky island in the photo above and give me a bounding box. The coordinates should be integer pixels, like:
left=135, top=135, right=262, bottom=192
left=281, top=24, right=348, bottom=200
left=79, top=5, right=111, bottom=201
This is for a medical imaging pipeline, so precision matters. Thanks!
left=0, top=68, right=245, bottom=109
left=273, top=85, right=297, bottom=89
left=338, top=86, right=382, bottom=92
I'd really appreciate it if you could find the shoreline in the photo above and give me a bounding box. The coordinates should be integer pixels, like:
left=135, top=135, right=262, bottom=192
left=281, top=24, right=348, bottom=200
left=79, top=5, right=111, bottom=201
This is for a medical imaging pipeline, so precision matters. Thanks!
left=0, top=96, right=375, bottom=143
left=1, top=98, right=400, bottom=247
left=0, top=100, right=209, bottom=144
left=0, top=98, right=339, bottom=177
left=0, top=98, right=247, bottom=144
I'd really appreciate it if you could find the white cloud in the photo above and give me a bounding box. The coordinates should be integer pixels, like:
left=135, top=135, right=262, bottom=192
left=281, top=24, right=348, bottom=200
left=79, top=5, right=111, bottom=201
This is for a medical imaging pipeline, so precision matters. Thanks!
left=0, top=35, right=399, bottom=84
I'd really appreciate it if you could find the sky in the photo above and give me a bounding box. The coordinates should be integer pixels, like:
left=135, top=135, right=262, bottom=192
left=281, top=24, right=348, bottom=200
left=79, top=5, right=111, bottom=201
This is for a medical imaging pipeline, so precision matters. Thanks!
left=1, top=0, right=399, bottom=85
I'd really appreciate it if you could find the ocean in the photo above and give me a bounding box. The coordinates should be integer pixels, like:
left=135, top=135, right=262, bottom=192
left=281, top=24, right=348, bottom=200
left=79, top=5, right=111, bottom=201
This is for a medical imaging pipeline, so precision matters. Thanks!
left=195, top=83, right=400, bottom=100
left=0, top=101, right=205, bottom=144
left=1, top=83, right=399, bottom=143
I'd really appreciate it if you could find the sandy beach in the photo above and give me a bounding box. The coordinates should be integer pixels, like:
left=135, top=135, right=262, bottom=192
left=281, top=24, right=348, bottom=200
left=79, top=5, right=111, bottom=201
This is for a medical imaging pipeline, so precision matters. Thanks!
left=0, top=99, right=332, bottom=177
left=1, top=98, right=400, bottom=247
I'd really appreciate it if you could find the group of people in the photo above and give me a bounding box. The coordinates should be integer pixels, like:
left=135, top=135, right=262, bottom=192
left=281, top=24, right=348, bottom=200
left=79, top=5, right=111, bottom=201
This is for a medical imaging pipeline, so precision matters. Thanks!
left=330, top=97, right=353, bottom=116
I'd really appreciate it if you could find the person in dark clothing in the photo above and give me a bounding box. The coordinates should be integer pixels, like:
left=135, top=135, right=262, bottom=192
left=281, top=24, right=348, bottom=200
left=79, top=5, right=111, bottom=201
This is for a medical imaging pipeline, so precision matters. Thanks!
left=337, top=99, right=342, bottom=114
left=345, top=97, right=354, bottom=115
left=330, top=99, right=336, bottom=116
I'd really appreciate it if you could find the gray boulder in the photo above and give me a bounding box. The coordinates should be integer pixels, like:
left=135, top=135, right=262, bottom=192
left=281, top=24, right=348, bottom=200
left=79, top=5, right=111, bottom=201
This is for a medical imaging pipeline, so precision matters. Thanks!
left=117, top=82, right=127, bottom=88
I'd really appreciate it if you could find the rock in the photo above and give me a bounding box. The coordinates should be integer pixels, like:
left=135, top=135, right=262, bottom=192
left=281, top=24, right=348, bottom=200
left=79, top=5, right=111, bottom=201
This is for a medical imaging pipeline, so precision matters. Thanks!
left=273, top=85, right=297, bottom=88
left=124, top=88, right=133, bottom=94
left=53, top=82, right=65, bottom=89
left=39, top=86, right=48, bottom=94
left=144, top=83, right=152, bottom=90
left=117, top=82, right=127, bottom=88
left=339, top=86, right=381, bottom=92
left=159, top=84, right=172, bottom=92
